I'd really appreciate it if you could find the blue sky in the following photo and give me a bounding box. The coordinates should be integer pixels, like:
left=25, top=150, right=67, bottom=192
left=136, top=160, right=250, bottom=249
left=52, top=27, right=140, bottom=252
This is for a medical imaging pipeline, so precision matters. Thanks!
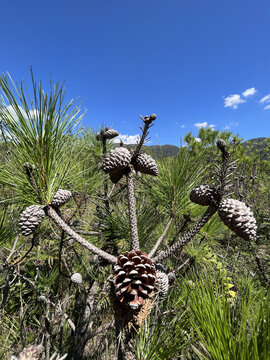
left=1, top=0, right=270, bottom=145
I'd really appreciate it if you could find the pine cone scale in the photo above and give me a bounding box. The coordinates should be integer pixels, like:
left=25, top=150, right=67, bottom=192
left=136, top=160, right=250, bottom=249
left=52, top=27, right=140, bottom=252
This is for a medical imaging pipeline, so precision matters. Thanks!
left=114, top=250, right=156, bottom=309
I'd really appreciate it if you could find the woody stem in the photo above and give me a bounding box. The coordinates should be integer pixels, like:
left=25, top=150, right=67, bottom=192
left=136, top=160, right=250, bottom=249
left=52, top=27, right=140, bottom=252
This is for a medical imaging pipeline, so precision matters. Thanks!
left=126, top=172, right=140, bottom=250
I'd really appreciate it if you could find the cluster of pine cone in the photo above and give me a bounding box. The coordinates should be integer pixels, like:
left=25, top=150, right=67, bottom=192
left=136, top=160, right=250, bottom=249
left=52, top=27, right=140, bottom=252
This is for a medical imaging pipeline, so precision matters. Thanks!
left=189, top=184, right=257, bottom=241
left=18, top=189, right=72, bottom=237
left=101, top=146, right=158, bottom=183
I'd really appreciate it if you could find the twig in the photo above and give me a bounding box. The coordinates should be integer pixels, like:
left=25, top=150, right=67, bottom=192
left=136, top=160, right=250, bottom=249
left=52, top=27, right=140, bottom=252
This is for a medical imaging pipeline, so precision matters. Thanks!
left=153, top=204, right=218, bottom=263
left=148, top=214, right=175, bottom=258
left=6, top=235, right=19, bottom=262
left=108, top=184, right=127, bottom=200
left=131, top=115, right=155, bottom=161
left=46, top=206, right=117, bottom=264
left=0, top=270, right=10, bottom=317
left=167, top=257, right=195, bottom=280
left=255, top=255, right=270, bottom=286
left=45, top=290, right=51, bottom=360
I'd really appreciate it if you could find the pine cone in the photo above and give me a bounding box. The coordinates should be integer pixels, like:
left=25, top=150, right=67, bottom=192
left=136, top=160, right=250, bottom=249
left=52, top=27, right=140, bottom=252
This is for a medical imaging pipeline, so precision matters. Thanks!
left=101, top=147, right=131, bottom=174
left=114, top=250, right=156, bottom=309
left=18, top=345, right=43, bottom=360
left=71, top=272, right=83, bottom=284
left=217, top=138, right=227, bottom=151
left=109, top=168, right=126, bottom=183
left=19, top=205, right=45, bottom=236
left=96, top=128, right=119, bottom=140
left=104, top=128, right=119, bottom=139
left=190, top=184, right=218, bottom=206
left=51, top=189, right=72, bottom=207
left=218, top=199, right=257, bottom=241
left=155, top=264, right=169, bottom=297
left=133, top=153, right=158, bottom=176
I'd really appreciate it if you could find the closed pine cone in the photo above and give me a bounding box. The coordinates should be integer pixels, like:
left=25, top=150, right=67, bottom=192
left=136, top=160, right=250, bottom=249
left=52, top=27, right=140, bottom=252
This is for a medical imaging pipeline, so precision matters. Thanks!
left=155, top=264, right=169, bottom=297
left=101, top=147, right=131, bottom=174
left=71, top=272, right=83, bottom=284
left=218, top=198, right=257, bottom=241
left=190, top=184, right=218, bottom=206
left=18, top=345, right=42, bottom=360
left=104, top=128, right=119, bottom=139
left=114, top=250, right=156, bottom=309
left=19, top=205, right=45, bottom=236
left=51, top=189, right=72, bottom=207
left=133, top=153, right=158, bottom=176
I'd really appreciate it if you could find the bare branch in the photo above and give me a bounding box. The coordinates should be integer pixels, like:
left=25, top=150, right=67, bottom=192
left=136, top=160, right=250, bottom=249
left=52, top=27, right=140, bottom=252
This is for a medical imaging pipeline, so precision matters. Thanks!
left=46, top=206, right=117, bottom=264
left=126, top=172, right=140, bottom=250
left=153, top=204, right=217, bottom=263
left=148, top=214, right=175, bottom=258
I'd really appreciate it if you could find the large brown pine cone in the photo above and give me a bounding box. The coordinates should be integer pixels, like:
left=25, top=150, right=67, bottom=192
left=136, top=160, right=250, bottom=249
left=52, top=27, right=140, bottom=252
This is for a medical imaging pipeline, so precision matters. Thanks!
left=190, top=184, right=218, bottom=206
left=101, top=147, right=131, bottom=174
left=218, top=199, right=257, bottom=241
left=114, top=250, right=156, bottom=309
left=18, top=205, right=45, bottom=236
left=133, top=153, right=158, bottom=176
left=51, top=189, right=72, bottom=207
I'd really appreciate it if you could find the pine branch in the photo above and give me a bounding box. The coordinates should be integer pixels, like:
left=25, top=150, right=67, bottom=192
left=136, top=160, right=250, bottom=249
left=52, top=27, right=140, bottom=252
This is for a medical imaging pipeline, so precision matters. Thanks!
left=126, top=172, right=140, bottom=250
left=46, top=206, right=117, bottom=264
left=153, top=204, right=217, bottom=263
left=131, top=114, right=156, bottom=161
left=148, top=214, right=175, bottom=258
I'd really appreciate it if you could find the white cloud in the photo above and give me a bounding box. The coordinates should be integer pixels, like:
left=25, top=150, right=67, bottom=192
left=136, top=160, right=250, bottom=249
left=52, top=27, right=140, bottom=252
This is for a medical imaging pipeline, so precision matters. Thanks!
left=195, top=138, right=202, bottom=142
left=180, top=124, right=185, bottom=128
left=194, top=122, right=215, bottom=129
left=194, top=122, right=208, bottom=128
left=114, top=134, right=140, bottom=144
left=264, top=104, right=270, bottom=110
left=223, top=121, right=239, bottom=130
left=224, top=94, right=246, bottom=109
left=242, top=87, right=257, bottom=97
left=260, top=94, right=270, bottom=103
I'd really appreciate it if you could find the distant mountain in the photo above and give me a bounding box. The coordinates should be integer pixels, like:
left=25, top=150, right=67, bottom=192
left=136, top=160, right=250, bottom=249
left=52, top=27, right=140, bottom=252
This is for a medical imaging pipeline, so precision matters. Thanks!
left=125, top=137, right=270, bottom=161
left=125, top=144, right=179, bottom=159
left=146, top=145, right=179, bottom=159
left=242, top=137, right=270, bottom=160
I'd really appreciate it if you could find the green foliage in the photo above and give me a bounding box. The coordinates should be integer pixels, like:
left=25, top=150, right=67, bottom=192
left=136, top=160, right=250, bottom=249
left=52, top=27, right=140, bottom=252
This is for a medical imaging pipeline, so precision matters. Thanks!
left=0, top=70, right=83, bottom=205
left=186, top=271, right=270, bottom=360
left=146, top=146, right=204, bottom=215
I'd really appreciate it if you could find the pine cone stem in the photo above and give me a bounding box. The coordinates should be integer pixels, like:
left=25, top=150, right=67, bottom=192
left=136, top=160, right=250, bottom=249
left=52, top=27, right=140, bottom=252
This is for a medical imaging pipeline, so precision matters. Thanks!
left=148, top=214, right=174, bottom=258
left=153, top=204, right=217, bottom=263
left=217, top=147, right=231, bottom=199
left=126, top=172, right=140, bottom=250
left=46, top=206, right=117, bottom=264
left=102, top=137, right=110, bottom=211
left=131, top=121, right=151, bottom=161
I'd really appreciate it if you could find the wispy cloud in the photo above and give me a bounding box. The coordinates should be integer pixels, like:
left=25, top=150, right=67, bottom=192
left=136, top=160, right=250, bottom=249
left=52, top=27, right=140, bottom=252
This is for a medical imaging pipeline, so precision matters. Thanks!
left=180, top=124, right=185, bottom=128
left=242, top=87, right=257, bottom=97
left=224, top=94, right=246, bottom=109
left=259, top=94, right=270, bottom=103
left=114, top=134, right=140, bottom=144
left=195, top=137, right=202, bottom=142
left=259, top=94, right=270, bottom=110
left=223, top=121, right=239, bottom=130
left=194, top=122, right=215, bottom=128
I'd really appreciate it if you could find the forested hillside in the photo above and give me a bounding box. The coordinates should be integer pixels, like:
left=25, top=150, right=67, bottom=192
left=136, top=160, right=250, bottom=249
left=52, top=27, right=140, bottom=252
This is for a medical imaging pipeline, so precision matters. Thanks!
left=0, top=75, right=269, bottom=360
